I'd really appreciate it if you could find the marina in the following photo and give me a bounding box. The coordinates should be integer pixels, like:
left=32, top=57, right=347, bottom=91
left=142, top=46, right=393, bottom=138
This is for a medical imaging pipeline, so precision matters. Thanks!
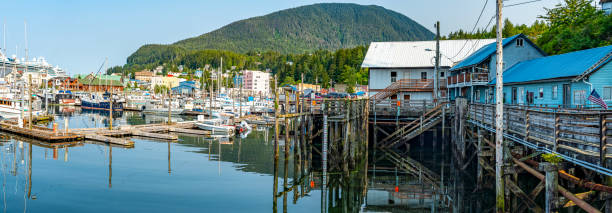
left=1, top=0, right=611, bottom=212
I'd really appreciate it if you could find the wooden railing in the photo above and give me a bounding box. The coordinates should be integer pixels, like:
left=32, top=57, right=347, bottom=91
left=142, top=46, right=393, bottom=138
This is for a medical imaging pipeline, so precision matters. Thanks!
left=447, top=72, right=489, bottom=87
left=370, top=79, right=447, bottom=103
left=370, top=100, right=440, bottom=117
left=378, top=103, right=446, bottom=147
left=468, top=103, right=612, bottom=169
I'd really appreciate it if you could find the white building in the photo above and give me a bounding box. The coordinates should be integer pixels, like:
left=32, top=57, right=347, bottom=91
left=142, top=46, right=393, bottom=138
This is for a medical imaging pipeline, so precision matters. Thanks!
left=242, top=70, right=270, bottom=95
left=362, top=39, right=495, bottom=101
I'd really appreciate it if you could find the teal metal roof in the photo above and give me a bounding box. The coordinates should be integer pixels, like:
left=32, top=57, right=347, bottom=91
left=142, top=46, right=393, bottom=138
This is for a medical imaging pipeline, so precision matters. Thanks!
left=450, top=34, right=528, bottom=71
left=489, top=45, right=612, bottom=84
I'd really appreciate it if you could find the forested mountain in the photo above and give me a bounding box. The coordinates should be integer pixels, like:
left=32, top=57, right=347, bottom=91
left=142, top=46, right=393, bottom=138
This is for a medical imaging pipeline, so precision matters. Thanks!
left=129, top=3, right=434, bottom=61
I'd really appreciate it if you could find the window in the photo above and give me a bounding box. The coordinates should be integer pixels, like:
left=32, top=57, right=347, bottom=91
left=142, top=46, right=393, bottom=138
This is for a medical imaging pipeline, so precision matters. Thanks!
left=440, top=72, right=445, bottom=78
left=421, top=72, right=427, bottom=80
left=475, top=90, right=481, bottom=101
left=539, top=88, right=544, bottom=98
left=552, top=86, right=558, bottom=100
left=604, top=87, right=612, bottom=100
left=391, top=72, right=397, bottom=83
left=574, top=90, right=586, bottom=105
left=516, top=38, right=524, bottom=47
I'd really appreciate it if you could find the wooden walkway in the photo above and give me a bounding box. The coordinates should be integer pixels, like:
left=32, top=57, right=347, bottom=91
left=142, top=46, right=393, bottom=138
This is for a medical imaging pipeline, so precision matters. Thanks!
left=468, top=103, right=612, bottom=171
left=0, top=120, right=211, bottom=147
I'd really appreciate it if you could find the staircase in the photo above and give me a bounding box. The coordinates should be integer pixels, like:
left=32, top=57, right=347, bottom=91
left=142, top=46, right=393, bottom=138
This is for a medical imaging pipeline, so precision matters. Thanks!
left=370, top=79, right=434, bottom=104
left=379, top=148, right=440, bottom=188
left=378, top=104, right=445, bottom=149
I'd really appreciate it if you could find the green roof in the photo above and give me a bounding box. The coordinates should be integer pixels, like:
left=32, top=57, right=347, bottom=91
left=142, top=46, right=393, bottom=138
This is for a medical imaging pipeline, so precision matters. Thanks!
left=74, top=74, right=122, bottom=81
left=80, top=78, right=123, bottom=86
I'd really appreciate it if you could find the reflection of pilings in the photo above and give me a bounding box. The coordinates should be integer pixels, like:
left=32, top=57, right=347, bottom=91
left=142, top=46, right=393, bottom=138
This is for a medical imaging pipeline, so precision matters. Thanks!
left=168, top=142, right=171, bottom=174
left=109, top=144, right=112, bottom=188
left=321, top=101, right=328, bottom=213
left=273, top=136, right=279, bottom=213
left=28, top=143, right=32, bottom=199
left=283, top=140, right=288, bottom=213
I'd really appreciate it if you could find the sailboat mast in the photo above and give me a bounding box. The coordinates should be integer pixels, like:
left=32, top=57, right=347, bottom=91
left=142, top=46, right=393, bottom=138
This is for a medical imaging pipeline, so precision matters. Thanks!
left=24, top=21, right=27, bottom=75
left=2, top=23, right=5, bottom=79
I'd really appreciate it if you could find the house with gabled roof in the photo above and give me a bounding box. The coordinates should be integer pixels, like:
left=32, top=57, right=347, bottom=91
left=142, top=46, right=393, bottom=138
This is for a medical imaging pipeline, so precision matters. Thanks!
left=448, top=34, right=546, bottom=103
left=362, top=39, right=494, bottom=102
left=485, top=45, right=612, bottom=108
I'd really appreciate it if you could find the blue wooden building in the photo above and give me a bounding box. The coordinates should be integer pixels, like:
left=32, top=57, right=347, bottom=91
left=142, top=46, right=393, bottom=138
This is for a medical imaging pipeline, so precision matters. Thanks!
left=447, top=34, right=546, bottom=103
left=482, top=45, right=612, bottom=108
left=171, top=81, right=199, bottom=96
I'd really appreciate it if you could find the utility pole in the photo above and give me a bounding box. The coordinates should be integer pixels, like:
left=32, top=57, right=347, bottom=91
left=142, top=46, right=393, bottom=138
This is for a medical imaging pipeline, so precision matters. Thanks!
left=434, top=21, right=440, bottom=104
left=494, top=0, right=505, bottom=212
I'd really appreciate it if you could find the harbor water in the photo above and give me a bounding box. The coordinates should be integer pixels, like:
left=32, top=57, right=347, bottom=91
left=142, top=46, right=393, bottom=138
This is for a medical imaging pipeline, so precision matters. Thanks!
left=0, top=106, right=496, bottom=212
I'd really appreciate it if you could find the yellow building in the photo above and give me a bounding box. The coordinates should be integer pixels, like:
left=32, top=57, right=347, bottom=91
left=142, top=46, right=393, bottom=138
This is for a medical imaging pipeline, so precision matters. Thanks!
left=151, top=76, right=183, bottom=89
left=297, top=83, right=321, bottom=92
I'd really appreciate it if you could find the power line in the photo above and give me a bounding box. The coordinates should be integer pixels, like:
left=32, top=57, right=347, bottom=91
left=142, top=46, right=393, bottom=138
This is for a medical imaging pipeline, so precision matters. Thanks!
left=450, top=0, right=490, bottom=60
left=504, top=0, right=544, bottom=7
left=462, top=15, right=497, bottom=59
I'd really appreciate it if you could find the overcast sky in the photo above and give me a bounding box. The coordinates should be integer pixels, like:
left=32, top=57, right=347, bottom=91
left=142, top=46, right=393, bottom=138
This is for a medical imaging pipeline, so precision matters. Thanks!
left=0, top=0, right=564, bottom=74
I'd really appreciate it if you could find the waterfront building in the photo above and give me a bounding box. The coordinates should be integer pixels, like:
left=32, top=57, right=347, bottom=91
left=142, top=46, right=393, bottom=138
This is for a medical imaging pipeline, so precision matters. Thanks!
left=362, top=39, right=494, bottom=102
left=135, top=70, right=154, bottom=82
left=483, top=45, right=612, bottom=108
left=171, top=81, right=199, bottom=96
left=242, top=70, right=270, bottom=95
left=151, top=76, right=183, bottom=89
left=79, top=75, right=124, bottom=92
left=447, top=34, right=546, bottom=103
left=296, top=83, right=321, bottom=92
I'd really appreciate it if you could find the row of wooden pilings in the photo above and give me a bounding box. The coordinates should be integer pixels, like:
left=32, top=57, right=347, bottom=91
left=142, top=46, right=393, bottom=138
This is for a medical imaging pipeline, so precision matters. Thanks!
left=453, top=98, right=610, bottom=213
left=270, top=85, right=370, bottom=212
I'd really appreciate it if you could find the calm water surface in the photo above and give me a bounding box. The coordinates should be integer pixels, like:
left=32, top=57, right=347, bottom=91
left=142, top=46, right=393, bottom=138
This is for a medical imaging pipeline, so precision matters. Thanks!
left=0, top=106, right=486, bottom=212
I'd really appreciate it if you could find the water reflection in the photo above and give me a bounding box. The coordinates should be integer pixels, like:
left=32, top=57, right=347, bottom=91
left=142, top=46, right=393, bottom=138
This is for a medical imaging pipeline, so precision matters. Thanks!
left=0, top=110, right=483, bottom=212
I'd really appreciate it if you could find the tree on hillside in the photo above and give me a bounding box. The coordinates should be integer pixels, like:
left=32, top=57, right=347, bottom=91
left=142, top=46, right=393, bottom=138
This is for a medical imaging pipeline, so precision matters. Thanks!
left=537, top=0, right=612, bottom=54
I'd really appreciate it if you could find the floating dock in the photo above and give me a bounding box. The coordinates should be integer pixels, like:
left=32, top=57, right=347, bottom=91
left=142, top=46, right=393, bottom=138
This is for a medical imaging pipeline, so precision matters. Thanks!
left=0, top=120, right=207, bottom=147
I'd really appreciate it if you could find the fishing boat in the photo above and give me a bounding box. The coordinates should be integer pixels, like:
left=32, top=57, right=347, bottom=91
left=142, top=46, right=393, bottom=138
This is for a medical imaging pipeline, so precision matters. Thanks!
left=142, top=99, right=182, bottom=115
left=81, top=92, right=123, bottom=111
left=195, top=118, right=235, bottom=134
left=124, top=94, right=149, bottom=111
left=0, top=96, right=44, bottom=119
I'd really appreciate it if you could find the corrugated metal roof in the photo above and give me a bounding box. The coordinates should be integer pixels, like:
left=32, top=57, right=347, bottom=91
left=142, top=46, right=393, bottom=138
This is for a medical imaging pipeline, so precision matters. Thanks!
left=490, top=45, right=612, bottom=84
left=361, top=39, right=495, bottom=68
left=450, top=34, right=525, bottom=71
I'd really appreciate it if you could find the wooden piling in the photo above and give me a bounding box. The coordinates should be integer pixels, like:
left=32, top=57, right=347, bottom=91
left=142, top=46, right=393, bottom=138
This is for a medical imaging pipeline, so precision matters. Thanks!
left=540, top=163, right=558, bottom=213
left=28, top=74, right=32, bottom=130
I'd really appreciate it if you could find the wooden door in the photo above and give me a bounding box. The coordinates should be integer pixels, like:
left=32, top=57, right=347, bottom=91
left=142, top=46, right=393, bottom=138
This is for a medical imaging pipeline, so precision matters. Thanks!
left=563, top=84, right=571, bottom=107
left=512, top=87, right=517, bottom=104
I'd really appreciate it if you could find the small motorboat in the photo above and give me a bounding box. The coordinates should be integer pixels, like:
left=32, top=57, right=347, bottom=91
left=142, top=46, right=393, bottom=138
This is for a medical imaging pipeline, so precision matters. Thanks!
left=195, top=117, right=235, bottom=135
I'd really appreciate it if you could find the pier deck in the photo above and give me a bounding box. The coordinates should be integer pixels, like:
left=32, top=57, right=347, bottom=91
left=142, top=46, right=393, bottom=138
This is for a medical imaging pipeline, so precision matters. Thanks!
left=0, top=120, right=207, bottom=147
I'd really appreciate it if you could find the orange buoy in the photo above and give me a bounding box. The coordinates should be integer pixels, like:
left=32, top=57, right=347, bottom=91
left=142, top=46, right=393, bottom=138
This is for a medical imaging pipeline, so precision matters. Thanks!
left=394, top=186, right=399, bottom=192
left=310, top=180, right=315, bottom=188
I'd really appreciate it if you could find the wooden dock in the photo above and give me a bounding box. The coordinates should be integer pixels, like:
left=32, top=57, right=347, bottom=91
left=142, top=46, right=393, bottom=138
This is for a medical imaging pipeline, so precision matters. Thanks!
left=0, top=120, right=206, bottom=147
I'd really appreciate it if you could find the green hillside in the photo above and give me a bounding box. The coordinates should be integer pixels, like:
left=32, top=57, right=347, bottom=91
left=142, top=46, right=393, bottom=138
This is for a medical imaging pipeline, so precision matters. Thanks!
left=128, top=3, right=434, bottom=63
